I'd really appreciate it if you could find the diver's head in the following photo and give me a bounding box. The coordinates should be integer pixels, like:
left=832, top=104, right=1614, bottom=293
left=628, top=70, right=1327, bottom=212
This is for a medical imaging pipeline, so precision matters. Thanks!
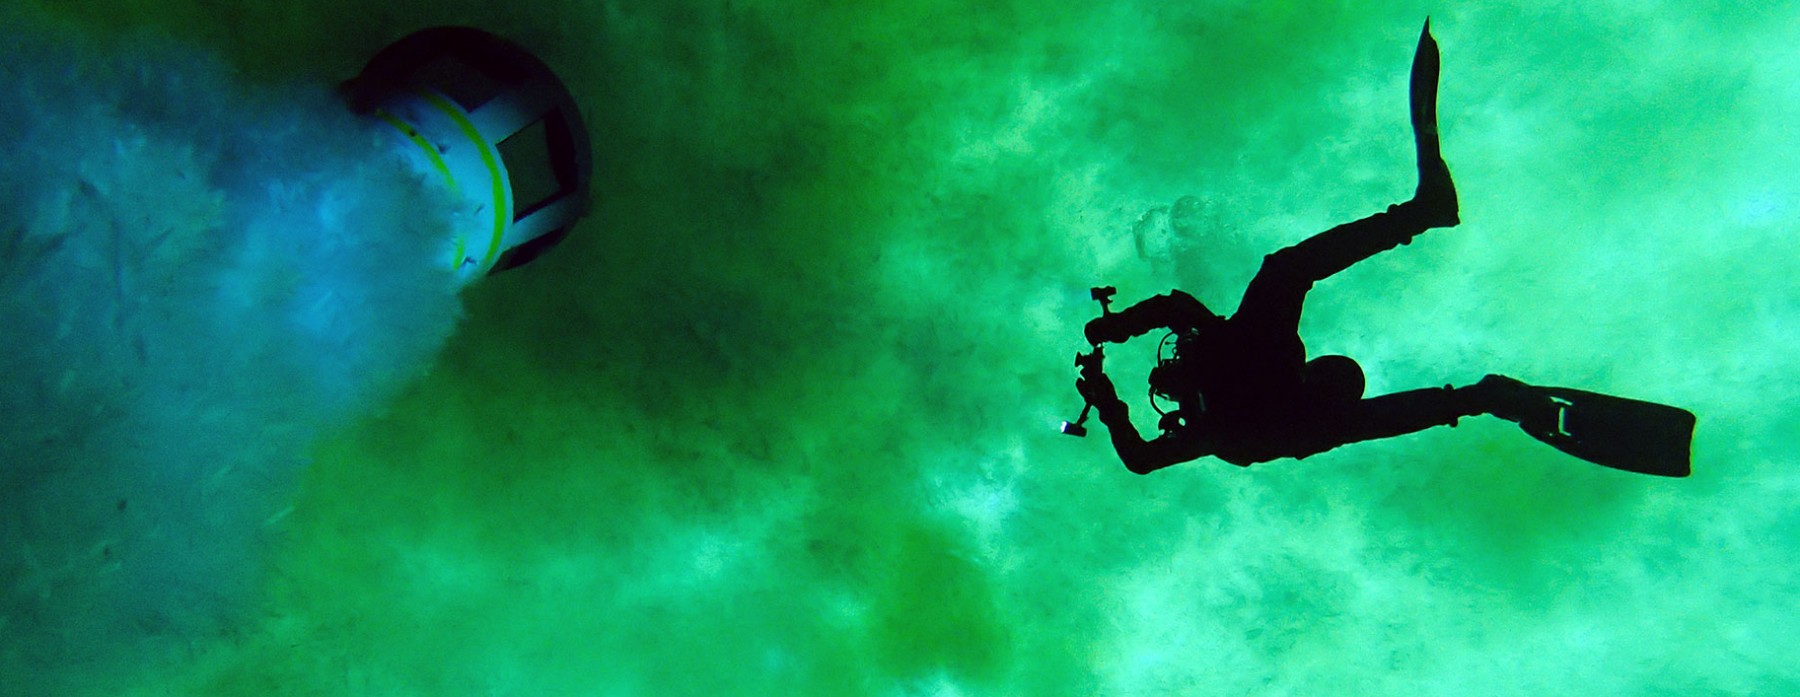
left=1149, top=359, right=1202, bottom=405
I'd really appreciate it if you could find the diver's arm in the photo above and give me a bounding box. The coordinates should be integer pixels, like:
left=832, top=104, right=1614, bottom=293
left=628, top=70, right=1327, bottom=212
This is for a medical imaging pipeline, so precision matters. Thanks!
left=1084, top=290, right=1217, bottom=345
left=1078, top=372, right=1214, bottom=474
left=1106, top=411, right=1213, bottom=474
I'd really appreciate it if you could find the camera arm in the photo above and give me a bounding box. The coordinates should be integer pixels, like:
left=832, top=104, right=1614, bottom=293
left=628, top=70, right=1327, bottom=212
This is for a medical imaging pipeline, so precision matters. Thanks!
left=1062, top=287, right=1118, bottom=437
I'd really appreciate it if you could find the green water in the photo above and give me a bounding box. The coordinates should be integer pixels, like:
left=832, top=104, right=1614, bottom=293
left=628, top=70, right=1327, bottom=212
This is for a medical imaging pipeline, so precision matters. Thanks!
left=20, top=1, right=1798, bottom=694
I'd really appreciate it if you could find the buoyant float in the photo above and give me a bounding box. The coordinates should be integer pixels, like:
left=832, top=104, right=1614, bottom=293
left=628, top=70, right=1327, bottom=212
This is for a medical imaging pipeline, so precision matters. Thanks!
left=342, top=27, right=594, bottom=284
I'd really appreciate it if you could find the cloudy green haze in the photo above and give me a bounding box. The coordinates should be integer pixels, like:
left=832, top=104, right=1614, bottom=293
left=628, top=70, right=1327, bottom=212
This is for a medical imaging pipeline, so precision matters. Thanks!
left=4, top=1, right=1795, bottom=695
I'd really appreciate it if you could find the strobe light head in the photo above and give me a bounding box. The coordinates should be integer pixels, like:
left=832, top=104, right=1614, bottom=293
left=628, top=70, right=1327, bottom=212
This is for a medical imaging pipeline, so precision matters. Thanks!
left=344, top=27, right=594, bottom=284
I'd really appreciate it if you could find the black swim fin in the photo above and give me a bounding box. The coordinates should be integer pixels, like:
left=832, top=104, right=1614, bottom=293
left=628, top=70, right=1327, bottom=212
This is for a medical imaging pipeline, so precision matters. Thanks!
left=1515, top=386, right=1696, bottom=477
left=1408, top=18, right=1458, bottom=226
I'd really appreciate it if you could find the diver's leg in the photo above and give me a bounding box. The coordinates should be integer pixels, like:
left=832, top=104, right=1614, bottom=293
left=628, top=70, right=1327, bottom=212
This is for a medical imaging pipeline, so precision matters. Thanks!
left=1233, top=201, right=1432, bottom=339
left=1297, top=374, right=1572, bottom=457
left=1308, top=376, right=1694, bottom=477
left=1234, top=21, right=1458, bottom=335
left=1291, top=386, right=1472, bottom=458
left=1275, top=20, right=1459, bottom=283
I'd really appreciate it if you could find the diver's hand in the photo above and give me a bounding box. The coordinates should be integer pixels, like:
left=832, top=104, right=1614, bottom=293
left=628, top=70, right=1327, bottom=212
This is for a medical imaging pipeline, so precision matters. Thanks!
left=1084, top=316, right=1122, bottom=346
left=1074, top=346, right=1105, bottom=379
left=1076, top=370, right=1116, bottom=405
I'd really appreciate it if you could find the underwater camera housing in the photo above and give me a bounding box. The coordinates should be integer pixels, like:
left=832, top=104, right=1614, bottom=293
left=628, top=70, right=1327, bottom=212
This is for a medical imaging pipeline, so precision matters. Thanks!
left=1061, top=287, right=1120, bottom=437
left=343, top=26, right=594, bottom=284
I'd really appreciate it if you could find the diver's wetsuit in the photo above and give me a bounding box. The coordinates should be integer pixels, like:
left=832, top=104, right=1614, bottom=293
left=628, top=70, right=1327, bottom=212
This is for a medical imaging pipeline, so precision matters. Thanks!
left=1079, top=22, right=1483, bottom=473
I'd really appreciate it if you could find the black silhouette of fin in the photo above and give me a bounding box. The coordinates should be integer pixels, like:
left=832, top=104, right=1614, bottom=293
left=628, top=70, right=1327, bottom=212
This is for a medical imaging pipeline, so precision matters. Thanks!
left=1519, top=387, right=1696, bottom=477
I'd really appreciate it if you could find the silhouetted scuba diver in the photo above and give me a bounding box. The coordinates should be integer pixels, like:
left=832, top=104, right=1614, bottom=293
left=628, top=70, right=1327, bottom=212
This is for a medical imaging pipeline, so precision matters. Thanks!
left=1063, top=21, right=1696, bottom=477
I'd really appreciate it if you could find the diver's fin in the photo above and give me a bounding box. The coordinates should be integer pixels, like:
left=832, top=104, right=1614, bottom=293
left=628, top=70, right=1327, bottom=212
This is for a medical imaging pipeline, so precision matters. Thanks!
left=1408, top=18, right=1457, bottom=226
left=1411, top=19, right=1440, bottom=142
left=1516, top=387, right=1696, bottom=477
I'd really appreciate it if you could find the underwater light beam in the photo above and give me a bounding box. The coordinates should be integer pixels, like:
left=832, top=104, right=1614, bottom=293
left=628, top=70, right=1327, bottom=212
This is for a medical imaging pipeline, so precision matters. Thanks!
left=0, top=19, right=591, bottom=692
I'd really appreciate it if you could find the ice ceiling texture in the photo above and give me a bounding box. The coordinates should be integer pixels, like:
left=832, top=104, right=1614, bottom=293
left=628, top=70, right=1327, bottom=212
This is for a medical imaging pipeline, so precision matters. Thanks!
left=3, top=1, right=1795, bottom=695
